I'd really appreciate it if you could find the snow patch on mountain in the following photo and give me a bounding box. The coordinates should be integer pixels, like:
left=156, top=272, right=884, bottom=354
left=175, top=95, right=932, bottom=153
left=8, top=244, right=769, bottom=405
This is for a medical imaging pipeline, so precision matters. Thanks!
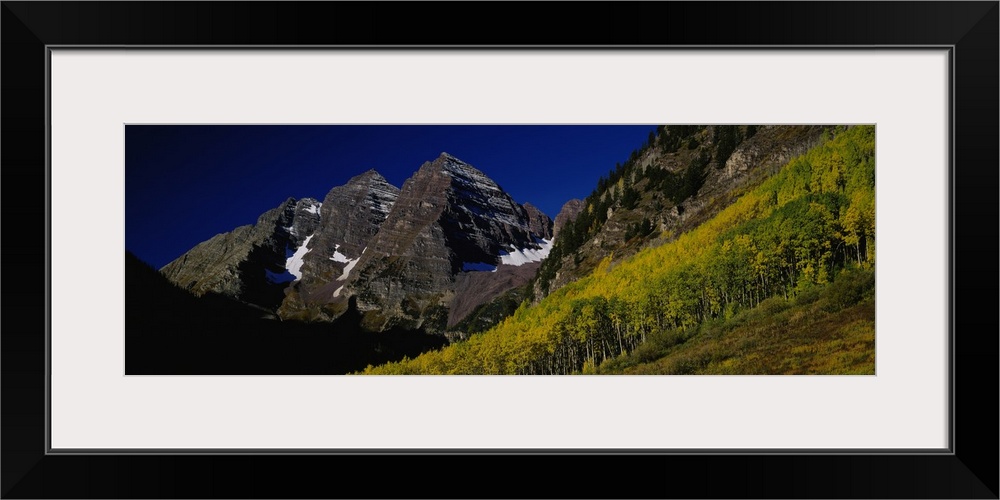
left=338, top=257, right=360, bottom=281
left=499, top=238, right=553, bottom=267
left=332, top=246, right=367, bottom=297
left=304, top=202, right=322, bottom=215
left=285, top=234, right=314, bottom=280
left=329, top=244, right=352, bottom=263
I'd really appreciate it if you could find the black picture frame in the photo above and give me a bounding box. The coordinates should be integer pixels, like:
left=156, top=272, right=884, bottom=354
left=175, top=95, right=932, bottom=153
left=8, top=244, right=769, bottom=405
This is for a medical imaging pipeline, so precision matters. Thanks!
left=3, top=2, right=996, bottom=498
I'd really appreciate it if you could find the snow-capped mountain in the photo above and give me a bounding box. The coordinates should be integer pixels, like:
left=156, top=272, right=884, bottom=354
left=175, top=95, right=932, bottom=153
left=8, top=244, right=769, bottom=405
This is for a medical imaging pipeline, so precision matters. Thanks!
left=330, top=153, right=553, bottom=332
left=162, top=153, right=553, bottom=333
left=277, top=169, right=401, bottom=320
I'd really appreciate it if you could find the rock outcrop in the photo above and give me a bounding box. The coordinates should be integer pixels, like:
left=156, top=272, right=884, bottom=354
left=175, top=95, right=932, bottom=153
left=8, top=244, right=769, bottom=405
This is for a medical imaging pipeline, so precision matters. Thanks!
left=287, top=198, right=322, bottom=247
left=277, top=170, right=400, bottom=320
left=337, top=153, right=552, bottom=333
left=160, top=197, right=320, bottom=309
left=552, top=198, right=585, bottom=239
left=161, top=153, right=553, bottom=333
left=522, top=202, right=554, bottom=241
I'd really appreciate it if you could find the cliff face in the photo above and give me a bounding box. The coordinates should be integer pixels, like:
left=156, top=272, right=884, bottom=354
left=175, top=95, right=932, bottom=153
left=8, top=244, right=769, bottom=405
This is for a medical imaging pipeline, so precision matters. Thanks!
left=522, top=202, right=554, bottom=241
left=162, top=153, right=552, bottom=334
left=308, top=169, right=399, bottom=267
left=552, top=199, right=584, bottom=239
left=288, top=198, right=322, bottom=247
left=338, top=153, right=552, bottom=333
left=160, top=197, right=320, bottom=310
left=277, top=170, right=400, bottom=321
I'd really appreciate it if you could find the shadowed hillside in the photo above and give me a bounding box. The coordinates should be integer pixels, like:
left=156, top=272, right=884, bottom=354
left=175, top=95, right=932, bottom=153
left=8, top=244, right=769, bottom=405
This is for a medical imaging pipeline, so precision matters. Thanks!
left=126, top=251, right=446, bottom=374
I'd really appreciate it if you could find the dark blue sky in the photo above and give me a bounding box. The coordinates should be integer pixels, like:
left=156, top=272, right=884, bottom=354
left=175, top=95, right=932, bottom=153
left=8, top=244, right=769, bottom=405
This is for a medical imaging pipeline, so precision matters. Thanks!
left=126, top=125, right=657, bottom=269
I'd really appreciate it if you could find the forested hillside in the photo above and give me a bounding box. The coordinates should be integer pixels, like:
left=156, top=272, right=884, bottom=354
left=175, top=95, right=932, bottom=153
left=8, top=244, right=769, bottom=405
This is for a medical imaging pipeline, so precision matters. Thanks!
left=364, top=125, right=875, bottom=374
left=455, top=125, right=826, bottom=337
left=533, top=125, right=825, bottom=300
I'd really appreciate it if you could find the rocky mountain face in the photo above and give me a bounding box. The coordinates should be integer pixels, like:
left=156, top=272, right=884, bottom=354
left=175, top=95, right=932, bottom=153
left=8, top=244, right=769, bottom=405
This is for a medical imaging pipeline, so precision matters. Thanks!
left=287, top=198, right=323, bottom=247
left=446, top=198, right=584, bottom=337
left=160, top=127, right=829, bottom=339
left=160, top=196, right=320, bottom=309
left=277, top=170, right=400, bottom=321
left=162, top=153, right=553, bottom=334
left=334, top=153, right=552, bottom=333
left=522, top=202, right=553, bottom=240
left=552, top=199, right=584, bottom=239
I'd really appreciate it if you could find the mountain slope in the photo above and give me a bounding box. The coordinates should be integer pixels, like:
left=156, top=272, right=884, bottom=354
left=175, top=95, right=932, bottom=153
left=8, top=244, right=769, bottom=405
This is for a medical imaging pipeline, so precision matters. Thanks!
left=278, top=170, right=400, bottom=321
left=160, top=196, right=320, bottom=309
left=534, top=125, right=828, bottom=301
left=159, top=153, right=552, bottom=333
left=460, top=126, right=829, bottom=336
left=338, top=153, right=552, bottom=333
left=128, top=251, right=446, bottom=374
left=364, top=125, right=876, bottom=374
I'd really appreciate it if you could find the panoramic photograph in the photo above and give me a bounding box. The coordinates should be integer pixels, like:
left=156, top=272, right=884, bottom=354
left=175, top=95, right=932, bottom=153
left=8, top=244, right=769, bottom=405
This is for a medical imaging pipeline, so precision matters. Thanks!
left=126, top=124, right=875, bottom=375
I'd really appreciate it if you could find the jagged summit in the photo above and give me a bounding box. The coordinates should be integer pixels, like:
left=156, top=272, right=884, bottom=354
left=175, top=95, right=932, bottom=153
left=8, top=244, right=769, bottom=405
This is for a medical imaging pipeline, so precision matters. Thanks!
left=309, top=153, right=553, bottom=332
left=437, top=151, right=462, bottom=163
left=432, top=153, right=498, bottom=185
left=340, top=168, right=399, bottom=218
left=276, top=167, right=402, bottom=316
left=522, top=202, right=553, bottom=241
left=162, top=153, right=552, bottom=333
left=160, top=196, right=313, bottom=309
left=350, top=168, right=389, bottom=186
left=423, top=153, right=532, bottom=233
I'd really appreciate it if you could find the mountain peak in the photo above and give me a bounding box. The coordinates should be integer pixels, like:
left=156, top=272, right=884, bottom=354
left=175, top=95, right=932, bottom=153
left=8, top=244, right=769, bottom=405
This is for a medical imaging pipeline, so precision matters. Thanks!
left=552, top=199, right=585, bottom=239
left=162, top=196, right=313, bottom=307
left=162, top=151, right=551, bottom=335
left=432, top=152, right=482, bottom=174
left=348, top=168, right=389, bottom=185
left=327, top=153, right=553, bottom=333
left=431, top=153, right=502, bottom=190
left=522, top=202, right=554, bottom=240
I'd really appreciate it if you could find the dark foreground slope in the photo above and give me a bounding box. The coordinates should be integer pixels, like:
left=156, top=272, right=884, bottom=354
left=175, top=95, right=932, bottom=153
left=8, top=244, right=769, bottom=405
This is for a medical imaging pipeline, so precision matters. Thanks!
left=126, top=251, right=446, bottom=374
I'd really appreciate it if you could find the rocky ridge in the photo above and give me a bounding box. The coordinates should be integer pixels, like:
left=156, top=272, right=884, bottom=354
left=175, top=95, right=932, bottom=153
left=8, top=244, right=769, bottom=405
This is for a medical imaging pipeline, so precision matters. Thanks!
left=336, top=153, right=552, bottom=332
left=277, top=170, right=401, bottom=321
left=552, top=199, right=585, bottom=239
left=160, top=196, right=320, bottom=309
left=163, top=153, right=553, bottom=334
